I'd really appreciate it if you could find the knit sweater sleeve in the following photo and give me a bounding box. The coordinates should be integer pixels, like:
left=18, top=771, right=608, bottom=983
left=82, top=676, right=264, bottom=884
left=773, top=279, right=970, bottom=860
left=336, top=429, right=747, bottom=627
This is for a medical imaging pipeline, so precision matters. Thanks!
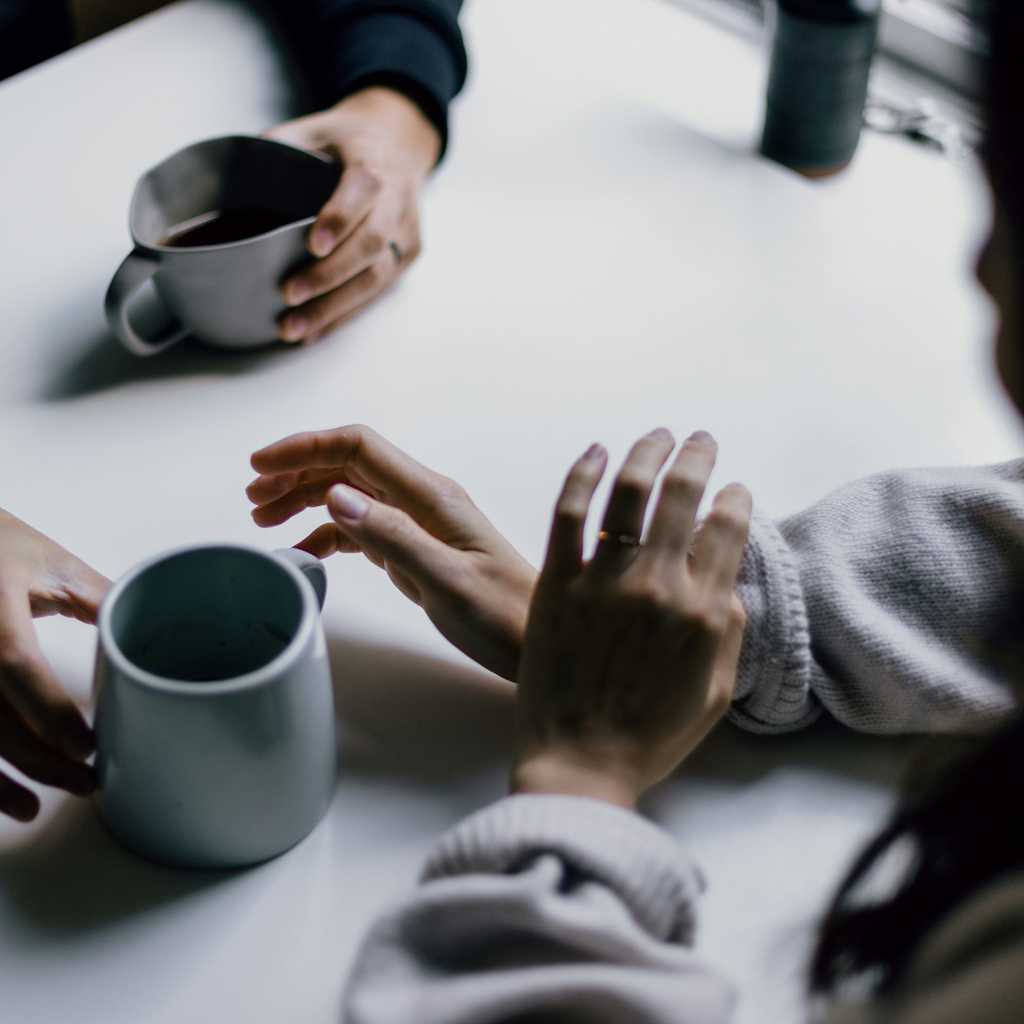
left=730, top=460, right=1024, bottom=735
left=342, top=795, right=736, bottom=1024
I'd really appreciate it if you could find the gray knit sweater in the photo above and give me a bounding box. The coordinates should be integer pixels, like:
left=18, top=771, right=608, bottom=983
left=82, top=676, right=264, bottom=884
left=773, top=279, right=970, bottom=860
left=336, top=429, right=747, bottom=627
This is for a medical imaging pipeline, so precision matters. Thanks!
left=343, top=461, right=1024, bottom=1024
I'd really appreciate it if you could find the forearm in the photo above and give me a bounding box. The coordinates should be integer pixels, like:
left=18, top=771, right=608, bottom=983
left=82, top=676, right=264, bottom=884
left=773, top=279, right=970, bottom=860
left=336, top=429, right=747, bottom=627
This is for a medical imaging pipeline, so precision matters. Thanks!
left=259, top=0, right=467, bottom=158
left=731, top=460, right=1024, bottom=735
left=343, top=795, right=736, bottom=1024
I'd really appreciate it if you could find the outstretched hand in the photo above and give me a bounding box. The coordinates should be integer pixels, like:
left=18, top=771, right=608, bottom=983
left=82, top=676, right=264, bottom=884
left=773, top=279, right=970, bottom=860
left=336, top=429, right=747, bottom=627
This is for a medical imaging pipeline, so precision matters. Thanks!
left=512, top=429, right=751, bottom=809
left=0, top=510, right=108, bottom=821
left=247, top=425, right=537, bottom=680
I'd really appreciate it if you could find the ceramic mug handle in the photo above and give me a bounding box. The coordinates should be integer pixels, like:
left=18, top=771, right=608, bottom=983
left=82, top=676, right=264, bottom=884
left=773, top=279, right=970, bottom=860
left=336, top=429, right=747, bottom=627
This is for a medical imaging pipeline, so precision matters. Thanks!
left=104, top=249, right=190, bottom=357
left=273, top=548, right=328, bottom=610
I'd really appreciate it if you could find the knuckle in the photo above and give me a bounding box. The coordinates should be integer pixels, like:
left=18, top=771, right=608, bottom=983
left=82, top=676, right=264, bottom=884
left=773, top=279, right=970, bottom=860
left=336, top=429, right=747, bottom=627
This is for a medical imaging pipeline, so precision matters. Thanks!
left=622, top=576, right=674, bottom=614
left=613, top=470, right=650, bottom=501
left=554, top=500, right=588, bottom=526
left=344, top=423, right=373, bottom=443
left=684, top=601, right=728, bottom=636
left=664, top=468, right=706, bottom=500
left=434, top=474, right=469, bottom=506
left=706, top=505, right=749, bottom=537
left=358, top=167, right=384, bottom=195
left=362, top=230, right=386, bottom=261
left=728, top=596, right=747, bottom=632
left=708, top=683, right=732, bottom=717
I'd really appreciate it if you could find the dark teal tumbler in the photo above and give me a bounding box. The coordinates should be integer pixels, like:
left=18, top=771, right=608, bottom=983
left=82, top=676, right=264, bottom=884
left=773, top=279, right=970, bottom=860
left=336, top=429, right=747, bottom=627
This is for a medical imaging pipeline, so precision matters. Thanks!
left=761, top=0, right=882, bottom=177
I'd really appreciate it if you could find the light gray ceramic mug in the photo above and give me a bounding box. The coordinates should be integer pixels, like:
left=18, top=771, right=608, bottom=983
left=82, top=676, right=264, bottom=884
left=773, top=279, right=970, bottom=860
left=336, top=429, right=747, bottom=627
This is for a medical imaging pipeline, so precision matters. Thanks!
left=104, top=135, right=340, bottom=356
left=92, top=544, right=336, bottom=869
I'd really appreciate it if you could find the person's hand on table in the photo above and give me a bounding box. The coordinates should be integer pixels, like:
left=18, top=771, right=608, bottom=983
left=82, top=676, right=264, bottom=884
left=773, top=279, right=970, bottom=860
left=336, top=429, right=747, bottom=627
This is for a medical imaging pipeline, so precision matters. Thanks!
left=0, top=510, right=108, bottom=821
left=510, top=429, right=752, bottom=810
left=265, top=86, right=441, bottom=344
left=247, top=425, right=537, bottom=680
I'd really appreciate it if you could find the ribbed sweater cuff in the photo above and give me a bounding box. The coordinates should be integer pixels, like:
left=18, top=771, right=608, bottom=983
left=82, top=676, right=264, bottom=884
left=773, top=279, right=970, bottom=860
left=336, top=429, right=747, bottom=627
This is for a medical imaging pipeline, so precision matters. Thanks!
left=421, top=795, right=706, bottom=944
left=729, top=513, right=818, bottom=733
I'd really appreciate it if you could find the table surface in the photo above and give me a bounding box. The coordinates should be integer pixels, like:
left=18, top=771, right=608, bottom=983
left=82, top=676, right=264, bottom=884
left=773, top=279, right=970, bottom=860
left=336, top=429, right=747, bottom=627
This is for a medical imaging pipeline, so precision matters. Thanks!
left=1, top=2, right=1019, bottom=1022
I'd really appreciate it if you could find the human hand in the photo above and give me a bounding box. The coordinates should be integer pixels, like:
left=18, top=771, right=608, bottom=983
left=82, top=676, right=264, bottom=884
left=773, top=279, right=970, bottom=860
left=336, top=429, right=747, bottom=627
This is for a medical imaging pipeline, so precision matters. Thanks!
left=265, top=86, right=440, bottom=343
left=248, top=425, right=537, bottom=680
left=0, top=510, right=109, bottom=821
left=511, top=429, right=751, bottom=810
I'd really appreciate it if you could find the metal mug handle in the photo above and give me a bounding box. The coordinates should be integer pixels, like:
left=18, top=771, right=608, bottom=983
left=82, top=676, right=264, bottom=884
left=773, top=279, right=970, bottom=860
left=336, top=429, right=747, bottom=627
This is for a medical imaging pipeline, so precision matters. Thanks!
left=104, top=249, right=190, bottom=357
left=273, top=548, right=328, bottom=610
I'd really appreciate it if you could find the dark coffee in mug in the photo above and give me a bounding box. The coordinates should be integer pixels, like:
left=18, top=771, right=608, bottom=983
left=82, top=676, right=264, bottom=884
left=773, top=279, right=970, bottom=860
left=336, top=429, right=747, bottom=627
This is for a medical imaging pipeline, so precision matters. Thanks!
left=161, top=208, right=294, bottom=248
left=105, top=135, right=340, bottom=355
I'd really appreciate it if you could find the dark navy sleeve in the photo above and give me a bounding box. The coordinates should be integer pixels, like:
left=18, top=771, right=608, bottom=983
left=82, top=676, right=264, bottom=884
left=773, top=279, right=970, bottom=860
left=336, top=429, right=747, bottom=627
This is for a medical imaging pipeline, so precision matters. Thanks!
left=261, top=1, right=467, bottom=160
left=0, top=0, right=73, bottom=82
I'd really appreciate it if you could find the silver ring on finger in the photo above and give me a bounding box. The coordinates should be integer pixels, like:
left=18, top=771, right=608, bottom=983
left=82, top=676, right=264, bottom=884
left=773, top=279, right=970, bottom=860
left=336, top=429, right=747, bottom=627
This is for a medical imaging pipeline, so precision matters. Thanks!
left=387, top=240, right=403, bottom=265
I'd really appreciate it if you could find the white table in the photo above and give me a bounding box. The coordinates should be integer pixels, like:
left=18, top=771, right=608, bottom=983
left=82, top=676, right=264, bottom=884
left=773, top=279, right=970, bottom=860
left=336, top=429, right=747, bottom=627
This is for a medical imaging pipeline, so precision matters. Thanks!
left=0, top=2, right=1018, bottom=1022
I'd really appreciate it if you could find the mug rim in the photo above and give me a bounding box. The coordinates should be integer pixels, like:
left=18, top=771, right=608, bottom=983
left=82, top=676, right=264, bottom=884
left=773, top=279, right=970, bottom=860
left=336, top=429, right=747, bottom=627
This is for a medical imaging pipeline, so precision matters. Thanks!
left=98, top=541, right=320, bottom=696
left=128, top=134, right=336, bottom=255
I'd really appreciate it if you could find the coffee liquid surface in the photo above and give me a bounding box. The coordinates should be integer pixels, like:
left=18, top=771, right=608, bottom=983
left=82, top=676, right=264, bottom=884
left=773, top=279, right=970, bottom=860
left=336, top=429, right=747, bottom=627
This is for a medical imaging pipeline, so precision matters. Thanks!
left=161, top=208, right=293, bottom=247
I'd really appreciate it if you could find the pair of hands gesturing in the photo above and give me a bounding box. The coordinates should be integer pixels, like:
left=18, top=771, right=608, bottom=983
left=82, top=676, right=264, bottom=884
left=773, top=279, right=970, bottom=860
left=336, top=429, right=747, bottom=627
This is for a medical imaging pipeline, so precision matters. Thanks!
left=249, top=425, right=751, bottom=809
left=0, top=425, right=749, bottom=823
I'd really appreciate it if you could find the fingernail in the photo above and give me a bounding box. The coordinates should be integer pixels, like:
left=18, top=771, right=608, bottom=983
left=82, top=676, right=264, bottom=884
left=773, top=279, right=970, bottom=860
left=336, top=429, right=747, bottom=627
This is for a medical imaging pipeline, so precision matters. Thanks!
left=648, top=427, right=675, bottom=442
left=688, top=430, right=715, bottom=444
left=329, top=484, right=369, bottom=521
left=310, top=226, right=336, bottom=257
left=279, top=315, right=307, bottom=343
left=284, top=280, right=311, bottom=306
left=583, top=443, right=605, bottom=460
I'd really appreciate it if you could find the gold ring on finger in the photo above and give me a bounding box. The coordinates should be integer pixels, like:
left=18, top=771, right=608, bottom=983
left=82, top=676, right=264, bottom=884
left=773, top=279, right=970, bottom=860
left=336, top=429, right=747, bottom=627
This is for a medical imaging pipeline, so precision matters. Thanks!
left=598, top=530, right=643, bottom=548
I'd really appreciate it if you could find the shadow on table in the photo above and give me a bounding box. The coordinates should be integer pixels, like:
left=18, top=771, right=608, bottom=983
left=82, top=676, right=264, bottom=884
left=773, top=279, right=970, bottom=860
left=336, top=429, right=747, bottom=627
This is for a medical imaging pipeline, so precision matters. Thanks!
left=684, top=716, right=919, bottom=790
left=39, top=325, right=294, bottom=402
left=0, top=798, right=239, bottom=938
left=325, top=634, right=921, bottom=795
left=327, top=634, right=516, bottom=787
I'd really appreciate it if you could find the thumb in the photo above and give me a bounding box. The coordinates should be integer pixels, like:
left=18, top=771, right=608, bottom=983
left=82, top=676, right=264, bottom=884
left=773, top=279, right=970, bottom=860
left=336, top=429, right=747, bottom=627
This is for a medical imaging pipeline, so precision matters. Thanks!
left=327, top=484, right=451, bottom=588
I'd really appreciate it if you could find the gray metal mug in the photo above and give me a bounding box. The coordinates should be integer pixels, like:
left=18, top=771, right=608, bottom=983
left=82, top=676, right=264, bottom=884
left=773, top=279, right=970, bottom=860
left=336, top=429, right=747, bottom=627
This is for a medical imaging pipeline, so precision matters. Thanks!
left=104, top=135, right=339, bottom=356
left=92, top=544, right=336, bottom=869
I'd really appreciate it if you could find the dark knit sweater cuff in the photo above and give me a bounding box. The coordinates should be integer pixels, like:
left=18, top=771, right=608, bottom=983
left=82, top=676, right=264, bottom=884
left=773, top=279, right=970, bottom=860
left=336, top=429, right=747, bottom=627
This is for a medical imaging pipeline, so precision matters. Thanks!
left=422, top=795, right=706, bottom=944
left=315, top=11, right=467, bottom=160
left=729, top=513, right=819, bottom=733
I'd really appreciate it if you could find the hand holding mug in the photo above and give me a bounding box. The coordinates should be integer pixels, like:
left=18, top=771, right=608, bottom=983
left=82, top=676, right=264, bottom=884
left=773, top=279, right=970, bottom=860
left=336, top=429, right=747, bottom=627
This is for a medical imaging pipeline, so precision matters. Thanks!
left=0, top=510, right=107, bottom=821
left=266, top=87, right=441, bottom=343
left=248, top=425, right=536, bottom=681
left=512, top=429, right=752, bottom=810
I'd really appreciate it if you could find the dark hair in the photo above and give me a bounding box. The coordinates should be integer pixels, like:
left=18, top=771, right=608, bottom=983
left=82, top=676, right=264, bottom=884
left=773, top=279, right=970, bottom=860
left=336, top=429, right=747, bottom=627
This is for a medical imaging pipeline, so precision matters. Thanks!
left=985, top=0, right=1024, bottom=253
left=810, top=711, right=1024, bottom=994
left=810, top=4, right=1024, bottom=994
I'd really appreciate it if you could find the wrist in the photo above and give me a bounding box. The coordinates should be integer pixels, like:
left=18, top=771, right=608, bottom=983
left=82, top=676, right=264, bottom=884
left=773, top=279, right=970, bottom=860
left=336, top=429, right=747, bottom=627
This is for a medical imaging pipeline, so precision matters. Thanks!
left=510, top=749, right=642, bottom=810
left=331, top=86, right=441, bottom=173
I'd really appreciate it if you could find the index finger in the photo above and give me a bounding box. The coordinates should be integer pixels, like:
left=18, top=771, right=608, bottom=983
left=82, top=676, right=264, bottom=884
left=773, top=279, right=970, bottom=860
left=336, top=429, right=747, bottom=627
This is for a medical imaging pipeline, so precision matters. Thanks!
left=0, top=589, right=94, bottom=760
left=251, top=425, right=450, bottom=519
left=308, top=164, right=381, bottom=258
